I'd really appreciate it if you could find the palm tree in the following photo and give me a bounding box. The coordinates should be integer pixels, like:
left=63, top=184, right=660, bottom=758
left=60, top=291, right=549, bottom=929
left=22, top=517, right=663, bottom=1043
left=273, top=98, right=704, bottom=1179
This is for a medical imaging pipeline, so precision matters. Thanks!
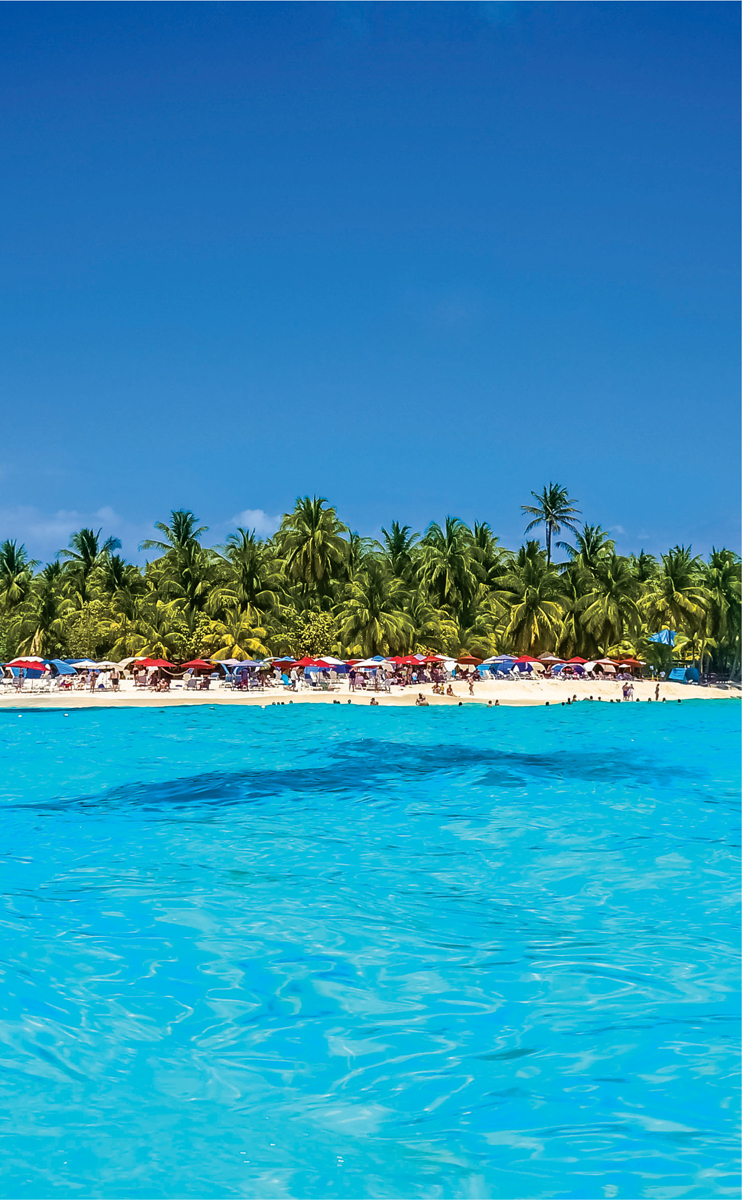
left=0, top=540, right=36, bottom=611
left=496, top=557, right=565, bottom=654
left=574, top=556, right=641, bottom=655
left=522, top=483, right=581, bottom=565
left=420, top=517, right=481, bottom=626
left=141, top=510, right=208, bottom=556
left=345, top=531, right=377, bottom=578
left=14, top=562, right=71, bottom=657
left=560, top=524, right=615, bottom=572
left=472, top=522, right=506, bottom=589
left=214, top=528, right=283, bottom=624
left=381, top=521, right=419, bottom=581
left=699, top=548, right=741, bottom=677
left=277, top=497, right=348, bottom=598
left=642, top=545, right=707, bottom=640
left=629, top=550, right=658, bottom=584
left=60, top=527, right=122, bottom=602
left=338, top=563, right=412, bottom=657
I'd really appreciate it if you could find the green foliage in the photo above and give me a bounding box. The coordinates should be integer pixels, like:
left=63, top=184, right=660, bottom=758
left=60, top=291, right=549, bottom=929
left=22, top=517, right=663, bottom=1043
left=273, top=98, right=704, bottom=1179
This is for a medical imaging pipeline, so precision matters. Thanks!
left=0, top=488, right=738, bottom=677
left=65, top=601, right=114, bottom=659
left=287, top=611, right=338, bottom=659
left=0, top=614, right=19, bottom=662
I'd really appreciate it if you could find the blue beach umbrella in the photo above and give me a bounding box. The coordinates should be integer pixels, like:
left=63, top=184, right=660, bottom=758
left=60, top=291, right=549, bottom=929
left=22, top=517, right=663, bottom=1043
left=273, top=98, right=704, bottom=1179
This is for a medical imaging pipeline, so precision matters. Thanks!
left=47, top=659, right=77, bottom=675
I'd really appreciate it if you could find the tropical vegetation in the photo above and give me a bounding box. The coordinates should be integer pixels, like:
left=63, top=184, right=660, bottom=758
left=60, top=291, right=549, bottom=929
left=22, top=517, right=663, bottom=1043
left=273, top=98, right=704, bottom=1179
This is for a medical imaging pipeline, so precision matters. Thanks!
left=0, top=488, right=738, bottom=676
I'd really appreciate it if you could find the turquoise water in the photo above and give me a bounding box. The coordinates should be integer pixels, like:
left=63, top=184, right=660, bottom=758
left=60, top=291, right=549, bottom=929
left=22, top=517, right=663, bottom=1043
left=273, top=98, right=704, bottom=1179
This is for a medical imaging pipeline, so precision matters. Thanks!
left=0, top=702, right=738, bottom=1199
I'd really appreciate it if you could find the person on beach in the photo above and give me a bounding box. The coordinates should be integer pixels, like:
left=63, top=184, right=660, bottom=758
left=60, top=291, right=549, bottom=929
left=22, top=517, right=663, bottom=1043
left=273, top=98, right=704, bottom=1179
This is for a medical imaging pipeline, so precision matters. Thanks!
left=655, top=682, right=660, bottom=700
left=468, top=676, right=474, bottom=695
left=110, top=668, right=120, bottom=692
left=446, top=684, right=455, bottom=697
left=415, top=693, right=428, bottom=706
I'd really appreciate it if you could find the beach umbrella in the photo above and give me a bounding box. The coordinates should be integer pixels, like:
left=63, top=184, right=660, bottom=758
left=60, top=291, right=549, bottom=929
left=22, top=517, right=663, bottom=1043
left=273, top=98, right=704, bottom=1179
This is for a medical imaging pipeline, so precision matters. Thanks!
left=457, top=654, right=483, bottom=665
left=93, top=660, right=119, bottom=669
left=293, top=657, right=318, bottom=668
left=315, top=655, right=345, bottom=666
left=514, top=654, right=541, bottom=663
left=69, top=659, right=99, bottom=669
left=180, top=659, right=214, bottom=671
left=139, top=658, right=177, bottom=670
left=568, top=657, right=588, bottom=664
left=6, top=658, right=50, bottom=672
left=47, top=659, right=77, bottom=675
left=538, top=654, right=563, bottom=663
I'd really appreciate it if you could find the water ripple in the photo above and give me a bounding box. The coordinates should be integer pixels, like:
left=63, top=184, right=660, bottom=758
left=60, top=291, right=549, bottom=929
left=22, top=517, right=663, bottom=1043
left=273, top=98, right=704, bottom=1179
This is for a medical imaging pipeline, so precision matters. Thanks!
left=0, top=702, right=738, bottom=1197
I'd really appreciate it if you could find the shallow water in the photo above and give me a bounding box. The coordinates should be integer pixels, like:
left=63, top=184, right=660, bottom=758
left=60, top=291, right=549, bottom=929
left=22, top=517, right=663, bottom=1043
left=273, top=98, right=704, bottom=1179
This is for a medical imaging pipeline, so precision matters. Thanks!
left=0, top=701, right=738, bottom=1198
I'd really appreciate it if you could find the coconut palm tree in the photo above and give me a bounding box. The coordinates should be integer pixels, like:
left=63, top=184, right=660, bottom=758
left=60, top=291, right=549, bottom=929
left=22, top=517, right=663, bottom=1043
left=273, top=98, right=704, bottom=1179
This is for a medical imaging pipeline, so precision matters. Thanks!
left=698, top=548, right=741, bottom=676
left=0, top=540, right=36, bottom=611
left=472, top=522, right=506, bottom=589
left=141, top=510, right=208, bottom=556
left=560, top=524, right=615, bottom=573
left=14, top=562, right=71, bottom=657
left=277, top=497, right=348, bottom=599
left=214, top=528, right=283, bottom=623
left=522, top=483, right=581, bottom=565
left=642, top=546, right=707, bottom=639
left=574, top=556, right=641, bottom=655
left=496, top=557, right=565, bottom=655
left=420, top=517, right=481, bottom=627
left=629, top=550, right=659, bottom=584
left=338, top=562, right=412, bottom=657
left=381, top=521, right=419, bottom=582
left=60, top=527, right=122, bottom=603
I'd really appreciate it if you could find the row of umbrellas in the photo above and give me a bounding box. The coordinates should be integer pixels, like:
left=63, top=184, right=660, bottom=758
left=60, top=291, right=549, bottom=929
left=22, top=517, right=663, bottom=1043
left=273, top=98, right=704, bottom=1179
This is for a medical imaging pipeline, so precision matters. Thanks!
left=4, top=651, right=645, bottom=676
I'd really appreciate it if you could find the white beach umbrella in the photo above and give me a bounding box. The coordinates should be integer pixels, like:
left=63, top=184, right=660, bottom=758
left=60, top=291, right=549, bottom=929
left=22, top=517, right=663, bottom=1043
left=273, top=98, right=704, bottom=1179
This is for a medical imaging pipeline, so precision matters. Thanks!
left=72, top=659, right=98, bottom=669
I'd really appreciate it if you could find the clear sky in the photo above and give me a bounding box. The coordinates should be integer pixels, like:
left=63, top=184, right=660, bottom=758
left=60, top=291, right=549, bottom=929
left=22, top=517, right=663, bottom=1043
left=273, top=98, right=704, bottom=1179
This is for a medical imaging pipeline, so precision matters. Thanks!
left=1, top=1, right=739, bottom=562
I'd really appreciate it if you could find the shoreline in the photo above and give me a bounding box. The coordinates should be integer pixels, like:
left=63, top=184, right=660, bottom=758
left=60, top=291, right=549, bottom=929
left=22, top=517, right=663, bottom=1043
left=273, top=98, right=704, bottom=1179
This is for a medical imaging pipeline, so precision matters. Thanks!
left=1, top=678, right=738, bottom=709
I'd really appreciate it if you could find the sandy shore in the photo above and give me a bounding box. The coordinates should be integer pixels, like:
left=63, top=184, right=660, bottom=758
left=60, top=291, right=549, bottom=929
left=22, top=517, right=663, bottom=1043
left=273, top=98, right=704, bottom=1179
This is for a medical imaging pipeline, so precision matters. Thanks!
left=1, top=678, right=738, bottom=709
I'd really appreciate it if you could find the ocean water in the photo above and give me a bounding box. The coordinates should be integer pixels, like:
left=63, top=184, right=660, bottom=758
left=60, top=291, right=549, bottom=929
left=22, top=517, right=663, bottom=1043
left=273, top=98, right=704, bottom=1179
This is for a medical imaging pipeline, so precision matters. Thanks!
left=0, top=701, right=738, bottom=1199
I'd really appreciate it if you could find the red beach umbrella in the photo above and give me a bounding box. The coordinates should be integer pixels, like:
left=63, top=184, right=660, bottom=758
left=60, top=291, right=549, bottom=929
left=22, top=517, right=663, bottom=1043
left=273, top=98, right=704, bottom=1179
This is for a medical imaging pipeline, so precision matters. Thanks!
left=294, top=657, right=318, bottom=668
left=180, top=659, right=214, bottom=671
left=457, top=654, right=483, bottom=665
left=7, top=658, right=49, bottom=671
left=139, top=658, right=176, bottom=670
left=568, top=657, right=588, bottom=664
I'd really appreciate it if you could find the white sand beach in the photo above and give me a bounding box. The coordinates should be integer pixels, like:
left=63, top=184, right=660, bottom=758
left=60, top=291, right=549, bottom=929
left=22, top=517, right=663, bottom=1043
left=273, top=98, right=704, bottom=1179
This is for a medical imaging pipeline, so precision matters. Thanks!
left=1, top=677, right=737, bottom=709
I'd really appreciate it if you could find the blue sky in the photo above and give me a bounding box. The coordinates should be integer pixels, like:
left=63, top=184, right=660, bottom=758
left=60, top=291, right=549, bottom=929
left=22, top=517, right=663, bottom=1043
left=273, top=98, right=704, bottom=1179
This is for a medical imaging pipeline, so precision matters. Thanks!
left=1, top=1, right=738, bottom=562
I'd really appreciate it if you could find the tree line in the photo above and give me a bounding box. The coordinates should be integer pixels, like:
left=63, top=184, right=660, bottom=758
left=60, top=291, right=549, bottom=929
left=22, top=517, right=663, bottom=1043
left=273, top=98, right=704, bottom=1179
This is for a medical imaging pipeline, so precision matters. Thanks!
left=0, top=484, right=739, bottom=676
